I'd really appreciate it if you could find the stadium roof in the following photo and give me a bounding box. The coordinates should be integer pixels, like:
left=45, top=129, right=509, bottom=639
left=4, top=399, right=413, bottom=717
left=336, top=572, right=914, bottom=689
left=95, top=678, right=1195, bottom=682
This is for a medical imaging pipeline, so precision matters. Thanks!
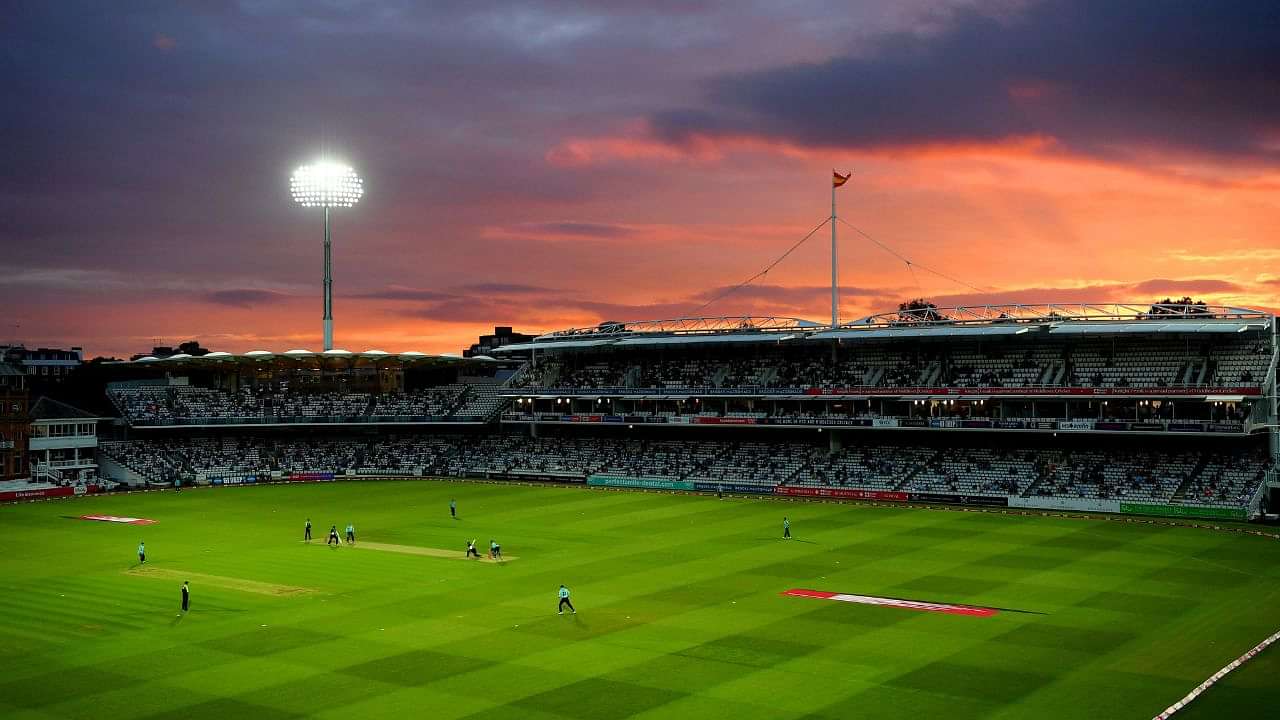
left=494, top=303, right=1273, bottom=353
left=119, top=350, right=508, bottom=368
left=29, top=396, right=100, bottom=421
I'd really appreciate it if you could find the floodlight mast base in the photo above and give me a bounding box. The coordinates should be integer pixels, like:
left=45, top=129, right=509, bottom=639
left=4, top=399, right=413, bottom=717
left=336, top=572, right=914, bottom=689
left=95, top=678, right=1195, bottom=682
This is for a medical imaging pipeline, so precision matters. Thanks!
left=323, top=205, right=333, bottom=351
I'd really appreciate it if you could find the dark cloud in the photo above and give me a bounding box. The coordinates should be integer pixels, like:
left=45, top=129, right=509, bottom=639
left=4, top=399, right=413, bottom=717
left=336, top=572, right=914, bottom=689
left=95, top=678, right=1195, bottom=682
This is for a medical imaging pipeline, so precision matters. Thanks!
left=451, top=283, right=560, bottom=295
left=202, top=289, right=292, bottom=308
left=352, top=288, right=459, bottom=302
left=565, top=298, right=701, bottom=322
left=404, top=298, right=515, bottom=323
left=1130, top=278, right=1243, bottom=295
left=508, top=222, right=636, bottom=238
left=653, top=0, right=1280, bottom=161
left=916, top=277, right=1254, bottom=311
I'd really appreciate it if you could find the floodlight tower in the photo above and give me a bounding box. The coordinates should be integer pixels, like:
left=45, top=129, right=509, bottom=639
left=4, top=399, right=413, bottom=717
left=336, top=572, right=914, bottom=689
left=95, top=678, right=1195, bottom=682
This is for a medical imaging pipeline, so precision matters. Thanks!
left=290, top=161, right=363, bottom=350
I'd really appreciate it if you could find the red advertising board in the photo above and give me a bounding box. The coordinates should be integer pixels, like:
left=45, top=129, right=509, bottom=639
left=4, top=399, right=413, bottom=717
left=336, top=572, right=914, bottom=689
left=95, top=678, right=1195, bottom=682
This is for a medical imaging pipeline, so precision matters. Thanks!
left=775, top=486, right=908, bottom=502
left=0, top=486, right=75, bottom=502
left=803, top=386, right=1261, bottom=397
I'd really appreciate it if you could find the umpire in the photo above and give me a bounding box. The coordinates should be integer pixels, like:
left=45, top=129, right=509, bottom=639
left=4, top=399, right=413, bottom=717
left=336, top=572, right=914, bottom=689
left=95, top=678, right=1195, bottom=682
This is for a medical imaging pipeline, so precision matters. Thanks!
left=181, top=581, right=190, bottom=613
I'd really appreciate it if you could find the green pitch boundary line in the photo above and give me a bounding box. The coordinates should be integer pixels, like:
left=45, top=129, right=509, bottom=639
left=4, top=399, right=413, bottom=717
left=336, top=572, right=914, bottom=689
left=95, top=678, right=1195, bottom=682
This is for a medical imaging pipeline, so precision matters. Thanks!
left=12, top=474, right=1278, bottom=541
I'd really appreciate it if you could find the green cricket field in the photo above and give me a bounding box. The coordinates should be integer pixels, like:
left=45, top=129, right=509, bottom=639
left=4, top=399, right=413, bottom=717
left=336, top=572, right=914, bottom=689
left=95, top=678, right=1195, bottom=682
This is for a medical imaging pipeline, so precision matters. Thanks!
left=2, top=480, right=1278, bottom=719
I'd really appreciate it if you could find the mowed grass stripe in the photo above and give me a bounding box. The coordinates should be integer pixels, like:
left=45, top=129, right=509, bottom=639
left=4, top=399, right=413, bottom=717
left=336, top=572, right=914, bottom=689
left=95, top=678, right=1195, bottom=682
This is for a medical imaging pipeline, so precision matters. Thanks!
left=3, top=479, right=1279, bottom=720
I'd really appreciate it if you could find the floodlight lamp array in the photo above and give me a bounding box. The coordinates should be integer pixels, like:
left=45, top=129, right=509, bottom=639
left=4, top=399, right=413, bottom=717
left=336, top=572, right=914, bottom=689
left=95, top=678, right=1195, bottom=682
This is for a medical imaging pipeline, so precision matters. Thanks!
left=290, top=162, right=364, bottom=208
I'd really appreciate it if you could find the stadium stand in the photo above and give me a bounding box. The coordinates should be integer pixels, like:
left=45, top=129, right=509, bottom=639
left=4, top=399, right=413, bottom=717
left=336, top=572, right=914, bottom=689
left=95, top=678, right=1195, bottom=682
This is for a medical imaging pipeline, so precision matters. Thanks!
left=90, top=303, right=1278, bottom=520
left=109, top=382, right=505, bottom=425
left=515, top=335, right=1270, bottom=392
left=98, top=433, right=1273, bottom=515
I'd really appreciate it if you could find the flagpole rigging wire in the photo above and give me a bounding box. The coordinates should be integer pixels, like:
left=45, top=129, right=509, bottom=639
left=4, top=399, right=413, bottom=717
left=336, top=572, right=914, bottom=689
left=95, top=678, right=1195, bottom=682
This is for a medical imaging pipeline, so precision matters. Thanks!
left=696, top=217, right=831, bottom=314
left=696, top=209, right=989, bottom=316
left=838, top=217, right=990, bottom=295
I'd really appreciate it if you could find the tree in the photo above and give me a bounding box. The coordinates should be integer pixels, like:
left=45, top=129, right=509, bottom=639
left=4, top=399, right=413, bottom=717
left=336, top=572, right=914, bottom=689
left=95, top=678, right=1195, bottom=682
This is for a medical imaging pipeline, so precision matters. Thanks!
left=1148, top=297, right=1210, bottom=317
left=177, top=340, right=210, bottom=356
left=895, top=298, right=946, bottom=324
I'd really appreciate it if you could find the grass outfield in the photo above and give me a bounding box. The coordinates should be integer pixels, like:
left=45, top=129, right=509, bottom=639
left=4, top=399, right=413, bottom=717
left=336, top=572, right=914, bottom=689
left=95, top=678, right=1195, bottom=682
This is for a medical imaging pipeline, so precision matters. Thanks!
left=2, top=480, right=1278, bottom=719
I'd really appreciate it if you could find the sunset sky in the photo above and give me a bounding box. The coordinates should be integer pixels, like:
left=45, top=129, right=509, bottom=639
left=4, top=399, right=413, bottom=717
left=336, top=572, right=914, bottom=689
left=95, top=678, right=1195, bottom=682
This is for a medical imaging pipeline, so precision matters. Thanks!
left=4, top=0, right=1278, bottom=358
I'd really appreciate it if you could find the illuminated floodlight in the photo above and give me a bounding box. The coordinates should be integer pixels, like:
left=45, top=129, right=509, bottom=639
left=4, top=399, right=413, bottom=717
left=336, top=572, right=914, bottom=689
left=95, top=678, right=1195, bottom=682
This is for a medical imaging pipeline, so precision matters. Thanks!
left=291, top=159, right=364, bottom=350
left=290, top=162, right=364, bottom=208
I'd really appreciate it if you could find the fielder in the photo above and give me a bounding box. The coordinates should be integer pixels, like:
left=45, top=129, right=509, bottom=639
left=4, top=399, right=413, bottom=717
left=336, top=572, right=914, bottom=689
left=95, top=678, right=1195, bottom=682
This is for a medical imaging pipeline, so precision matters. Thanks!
left=558, top=585, right=576, bottom=614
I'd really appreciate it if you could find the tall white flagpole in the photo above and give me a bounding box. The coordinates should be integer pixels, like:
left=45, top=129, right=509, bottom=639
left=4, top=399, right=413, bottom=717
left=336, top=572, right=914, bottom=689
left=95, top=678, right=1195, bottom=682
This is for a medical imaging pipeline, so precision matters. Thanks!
left=831, top=174, right=838, bottom=328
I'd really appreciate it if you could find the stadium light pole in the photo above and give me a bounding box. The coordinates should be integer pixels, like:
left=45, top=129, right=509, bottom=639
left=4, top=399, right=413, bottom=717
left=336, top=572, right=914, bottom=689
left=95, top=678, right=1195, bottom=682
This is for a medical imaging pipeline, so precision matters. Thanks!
left=290, top=161, right=364, bottom=351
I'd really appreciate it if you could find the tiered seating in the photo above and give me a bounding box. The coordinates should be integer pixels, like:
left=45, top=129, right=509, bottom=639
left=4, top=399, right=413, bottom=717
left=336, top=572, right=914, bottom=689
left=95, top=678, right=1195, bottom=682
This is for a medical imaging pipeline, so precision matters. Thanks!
left=593, top=440, right=722, bottom=479
left=109, top=387, right=173, bottom=421
left=692, top=442, right=808, bottom=486
left=484, top=436, right=626, bottom=476
left=1211, top=343, right=1272, bottom=386
left=1066, top=341, right=1184, bottom=388
left=97, top=434, right=1270, bottom=513
left=372, top=386, right=468, bottom=417
left=172, top=387, right=264, bottom=418
left=1184, top=448, right=1270, bottom=507
left=100, top=439, right=175, bottom=482
left=452, top=385, right=508, bottom=419
left=791, top=444, right=936, bottom=491
left=1025, top=449, right=1195, bottom=502
left=273, top=392, right=370, bottom=418
left=946, top=347, right=1054, bottom=387
left=110, top=383, right=507, bottom=424
left=902, top=447, right=1036, bottom=496
left=514, top=336, right=1270, bottom=392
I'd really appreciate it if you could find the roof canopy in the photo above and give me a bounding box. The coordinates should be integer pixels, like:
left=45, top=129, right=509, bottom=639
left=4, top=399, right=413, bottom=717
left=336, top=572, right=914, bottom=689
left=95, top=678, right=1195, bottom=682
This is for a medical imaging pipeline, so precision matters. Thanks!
left=121, top=350, right=508, bottom=368
left=493, top=303, right=1272, bottom=353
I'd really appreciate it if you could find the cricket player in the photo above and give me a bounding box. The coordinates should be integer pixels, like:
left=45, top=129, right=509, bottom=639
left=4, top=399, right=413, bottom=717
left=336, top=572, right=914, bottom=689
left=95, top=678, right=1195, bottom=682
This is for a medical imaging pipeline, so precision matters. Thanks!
left=450, top=498, right=457, bottom=519
left=490, top=539, right=502, bottom=560
left=557, top=585, right=576, bottom=614
left=138, top=540, right=146, bottom=564
left=345, top=523, right=356, bottom=544
left=304, top=518, right=312, bottom=543
left=466, top=539, right=480, bottom=558
left=327, top=525, right=340, bottom=546
left=783, top=517, right=791, bottom=539
left=181, top=581, right=189, bottom=613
